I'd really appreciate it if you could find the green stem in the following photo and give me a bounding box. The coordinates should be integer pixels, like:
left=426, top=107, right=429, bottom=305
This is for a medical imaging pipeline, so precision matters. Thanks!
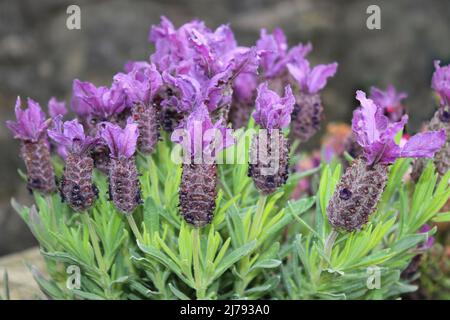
left=236, top=195, right=267, bottom=297
left=192, top=228, right=205, bottom=299
left=82, top=213, right=107, bottom=274
left=249, top=195, right=267, bottom=240
left=126, top=214, right=144, bottom=244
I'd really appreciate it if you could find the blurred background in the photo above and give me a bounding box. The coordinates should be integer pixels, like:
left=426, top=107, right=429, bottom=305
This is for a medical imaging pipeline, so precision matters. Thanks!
left=0, top=0, right=449, bottom=256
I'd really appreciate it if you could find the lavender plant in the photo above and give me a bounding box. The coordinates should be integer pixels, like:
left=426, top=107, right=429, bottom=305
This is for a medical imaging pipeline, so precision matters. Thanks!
left=6, top=17, right=450, bottom=300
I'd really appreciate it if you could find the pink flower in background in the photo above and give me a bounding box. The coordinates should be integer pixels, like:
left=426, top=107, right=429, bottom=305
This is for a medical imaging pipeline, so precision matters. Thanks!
left=370, top=85, right=407, bottom=122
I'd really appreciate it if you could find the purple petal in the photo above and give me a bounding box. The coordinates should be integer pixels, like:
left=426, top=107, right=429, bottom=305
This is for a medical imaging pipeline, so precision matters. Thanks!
left=306, top=62, right=338, bottom=94
left=6, top=96, right=49, bottom=142
left=101, top=121, right=139, bottom=159
left=253, top=82, right=295, bottom=129
left=400, top=129, right=446, bottom=158
left=48, top=97, right=67, bottom=118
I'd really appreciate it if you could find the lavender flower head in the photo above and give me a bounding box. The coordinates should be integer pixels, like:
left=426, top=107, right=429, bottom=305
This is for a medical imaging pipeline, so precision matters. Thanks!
left=370, top=85, right=407, bottom=122
left=48, top=116, right=99, bottom=211
left=161, top=72, right=202, bottom=114
left=256, top=28, right=312, bottom=79
left=287, top=58, right=338, bottom=94
left=205, top=47, right=260, bottom=114
left=352, top=90, right=446, bottom=165
left=7, top=97, right=51, bottom=142
left=171, top=104, right=234, bottom=162
left=101, top=121, right=139, bottom=160
left=432, top=60, right=450, bottom=107
left=101, top=121, right=141, bottom=214
left=48, top=116, right=98, bottom=155
left=48, top=97, right=68, bottom=118
left=114, top=62, right=162, bottom=106
left=252, top=82, right=295, bottom=130
left=71, top=79, right=127, bottom=124
left=7, top=97, right=56, bottom=193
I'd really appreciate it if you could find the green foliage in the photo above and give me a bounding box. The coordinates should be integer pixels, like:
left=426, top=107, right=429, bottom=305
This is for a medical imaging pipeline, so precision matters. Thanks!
left=11, top=131, right=450, bottom=300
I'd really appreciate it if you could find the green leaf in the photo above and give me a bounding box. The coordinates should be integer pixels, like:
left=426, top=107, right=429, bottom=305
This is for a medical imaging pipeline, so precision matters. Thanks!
left=169, top=283, right=190, bottom=300
left=433, top=212, right=450, bottom=222
left=143, top=197, right=160, bottom=239
left=212, top=240, right=256, bottom=281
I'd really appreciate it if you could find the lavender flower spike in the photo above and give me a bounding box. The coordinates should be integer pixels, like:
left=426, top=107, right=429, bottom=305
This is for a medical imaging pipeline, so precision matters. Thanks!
left=352, top=90, right=446, bottom=165
left=48, top=116, right=99, bottom=211
left=6, top=97, right=56, bottom=193
left=432, top=60, right=450, bottom=107
left=114, top=62, right=163, bottom=154
left=327, top=90, right=445, bottom=232
left=171, top=105, right=234, bottom=227
left=370, top=85, right=407, bottom=122
left=101, top=121, right=142, bottom=214
left=249, top=83, right=294, bottom=194
left=287, top=57, right=338, bottom=143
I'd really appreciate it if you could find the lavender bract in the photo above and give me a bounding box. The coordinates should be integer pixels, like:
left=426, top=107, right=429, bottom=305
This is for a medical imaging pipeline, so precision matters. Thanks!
left=6, top=97, right=56, bottom=194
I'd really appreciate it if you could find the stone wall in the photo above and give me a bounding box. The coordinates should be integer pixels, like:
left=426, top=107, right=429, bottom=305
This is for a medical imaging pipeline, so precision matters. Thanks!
left=1, top=0, right=449, bottom=255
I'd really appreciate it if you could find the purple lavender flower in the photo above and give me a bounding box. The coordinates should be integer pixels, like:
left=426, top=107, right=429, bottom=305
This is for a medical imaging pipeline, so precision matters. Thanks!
left=171, top=104, right=234, bottom=227
left=171, top=104, right=234, bottom=162
left=205, top=47, right=259, bottom=118
left=252, top=82, right=295, bottom=130
left=160, top=72, right=202, bottom=114
left=249, top=83, right=294, bottom=194
left=352, top=90, right=446, bottom=165
left=286, top=57, right=337, bottom=143
left=48, top=97, right=67, bottom=118
left=114, top=62, right=163, bottom=153
left=6, top=97, right=56, bottom=193
left=287, top=58, right=338, bottom=95
left=114, top=62, right=162, bottom=106
left=149, top=16, right=195, bottom=74
left=432, top=60, right=450, bottom=107
left=71, top=79, right=127, bottom=131
left=101, top=121, right=141, bottom=214
left=370, top=85, right=407, bottom=122
left=327, top=90, right=446, bottom=232
left=419, top=224, right=435, bottom=250
left=256, top=28, right=312, bottom=79
left=48, top=116, right=99, bottom=211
